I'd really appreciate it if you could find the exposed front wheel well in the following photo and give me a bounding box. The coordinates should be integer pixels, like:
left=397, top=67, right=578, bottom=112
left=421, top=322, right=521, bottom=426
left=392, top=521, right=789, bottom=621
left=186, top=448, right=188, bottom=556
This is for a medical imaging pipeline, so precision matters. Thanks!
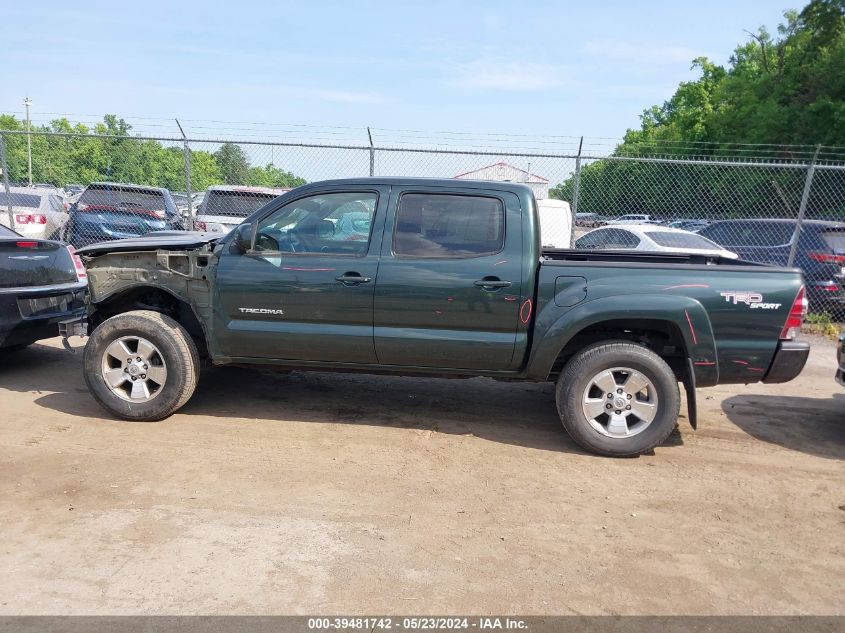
left=548, top=319, right=689, bottom=382
left=90, top=287, right=210, bottom=359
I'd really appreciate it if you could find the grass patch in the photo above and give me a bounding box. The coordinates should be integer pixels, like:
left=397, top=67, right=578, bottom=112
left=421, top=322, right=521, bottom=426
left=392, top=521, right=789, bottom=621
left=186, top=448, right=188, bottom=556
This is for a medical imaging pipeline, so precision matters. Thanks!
left=804, top=312, right=845, bottom=340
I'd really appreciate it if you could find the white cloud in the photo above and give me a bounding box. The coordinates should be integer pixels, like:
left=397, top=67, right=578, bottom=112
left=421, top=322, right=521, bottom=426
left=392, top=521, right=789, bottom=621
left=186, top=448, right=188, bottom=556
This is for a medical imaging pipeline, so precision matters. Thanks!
left=450, top=60, right=564, bottom=92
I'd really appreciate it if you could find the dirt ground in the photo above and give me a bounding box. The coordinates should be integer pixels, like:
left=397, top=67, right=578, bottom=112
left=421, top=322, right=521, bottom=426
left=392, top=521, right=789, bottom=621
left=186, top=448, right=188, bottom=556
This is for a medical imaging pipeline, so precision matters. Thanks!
left=0, top=335, right=843, bottom=615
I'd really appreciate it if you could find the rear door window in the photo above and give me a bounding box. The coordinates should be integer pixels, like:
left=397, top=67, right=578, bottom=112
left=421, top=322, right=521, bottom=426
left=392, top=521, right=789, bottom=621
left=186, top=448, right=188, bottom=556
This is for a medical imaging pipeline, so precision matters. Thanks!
left=393, top=193, right=505, bottom=258
left=576, top=229, right=610, bottom=249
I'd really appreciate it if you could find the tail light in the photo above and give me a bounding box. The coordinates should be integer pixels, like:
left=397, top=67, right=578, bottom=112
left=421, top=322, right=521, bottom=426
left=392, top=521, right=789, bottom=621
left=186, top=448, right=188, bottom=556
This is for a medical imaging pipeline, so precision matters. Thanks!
left=779, top=286, right=807, bottom=340
left=16, top=241, right=39, bottom=248
left=194, top=221, right=207, bottom=231
left=15, top=214, right=47, bottom=225
left=65, top=245, right=87, bottom=282
left=808, top=252, right=845, bottom=264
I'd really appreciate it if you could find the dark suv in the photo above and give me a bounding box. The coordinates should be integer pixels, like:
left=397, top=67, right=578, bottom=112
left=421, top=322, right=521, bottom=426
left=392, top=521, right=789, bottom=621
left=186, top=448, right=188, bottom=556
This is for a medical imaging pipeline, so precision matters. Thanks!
left=60, top=183, right=184, bottom=248
left=699, top=219, right=845, bottom=315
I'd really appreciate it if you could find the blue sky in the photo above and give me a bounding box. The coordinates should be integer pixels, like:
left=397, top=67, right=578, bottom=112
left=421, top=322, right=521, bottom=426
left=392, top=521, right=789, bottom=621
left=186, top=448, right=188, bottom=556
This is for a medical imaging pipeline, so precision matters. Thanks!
left=1, top=0, right=792, bottom=144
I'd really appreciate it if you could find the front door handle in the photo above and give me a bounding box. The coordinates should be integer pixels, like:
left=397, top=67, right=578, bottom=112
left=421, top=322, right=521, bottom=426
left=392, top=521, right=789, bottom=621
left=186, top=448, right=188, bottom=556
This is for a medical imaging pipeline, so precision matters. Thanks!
left=474, top=277, right=512, bottom=290
left=335, top=272, right=372, bottom=285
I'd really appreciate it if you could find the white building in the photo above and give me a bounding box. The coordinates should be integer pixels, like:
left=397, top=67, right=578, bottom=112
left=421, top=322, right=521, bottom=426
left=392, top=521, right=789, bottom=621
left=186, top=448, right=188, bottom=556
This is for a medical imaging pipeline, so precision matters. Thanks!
left=455, top=161, right=549, bottom=199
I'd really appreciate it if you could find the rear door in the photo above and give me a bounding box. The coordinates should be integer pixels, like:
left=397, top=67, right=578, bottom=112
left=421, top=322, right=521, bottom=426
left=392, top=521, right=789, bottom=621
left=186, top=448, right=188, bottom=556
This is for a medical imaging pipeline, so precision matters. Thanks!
left=213, top=186, right=388, bottom=363
left=373, top=186, right=524, bottom=370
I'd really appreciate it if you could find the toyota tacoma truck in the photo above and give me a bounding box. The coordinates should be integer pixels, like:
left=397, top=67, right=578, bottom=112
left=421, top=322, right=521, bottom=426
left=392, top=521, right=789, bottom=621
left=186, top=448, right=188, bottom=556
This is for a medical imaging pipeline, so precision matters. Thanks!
left=65, top=178, right=810, bottom=457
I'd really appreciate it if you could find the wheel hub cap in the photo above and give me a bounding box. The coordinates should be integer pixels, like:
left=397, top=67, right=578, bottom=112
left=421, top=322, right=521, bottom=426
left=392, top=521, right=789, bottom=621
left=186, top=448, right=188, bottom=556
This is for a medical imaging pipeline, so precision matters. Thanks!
left=100, top=335, right=168, bottom=403
left=581, top=367, right=659, bottom=438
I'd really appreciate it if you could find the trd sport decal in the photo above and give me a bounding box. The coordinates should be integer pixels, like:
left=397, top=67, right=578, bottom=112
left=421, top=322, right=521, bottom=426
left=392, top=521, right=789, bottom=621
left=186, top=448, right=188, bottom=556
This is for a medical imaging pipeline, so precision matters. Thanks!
left=719, top=292, right=782, bottom=310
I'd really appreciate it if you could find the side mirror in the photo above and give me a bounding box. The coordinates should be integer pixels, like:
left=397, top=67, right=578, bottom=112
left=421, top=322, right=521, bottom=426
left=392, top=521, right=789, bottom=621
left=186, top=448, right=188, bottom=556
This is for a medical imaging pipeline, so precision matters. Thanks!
left=231, top=223, right=253, bottom=253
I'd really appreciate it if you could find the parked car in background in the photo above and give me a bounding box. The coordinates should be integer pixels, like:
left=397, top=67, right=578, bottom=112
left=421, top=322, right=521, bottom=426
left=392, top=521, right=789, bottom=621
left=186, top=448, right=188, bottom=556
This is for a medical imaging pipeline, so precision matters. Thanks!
left=666, top=219, right=710, bottom=232
left=604, top=213, right=656, bottom=225
left=194, top=185, right=290, bottom=234
left=837, top=332, right=844, bottom=387
left=0, top=186, right=69, bottom=241
left=60, top=183, right=184, bottom=248
left=698, top=219, right=845, bottom=313
left=63, top=184, right=85, bottom=197
left=0, top=224, right=87, bottom=351
left=575, top=212, right=605, bottom=228
left=170, top=192, right=195, bottom=224
left=575, top=225, right=737, bottom=259
left=537, top=199, right=572, bottom=248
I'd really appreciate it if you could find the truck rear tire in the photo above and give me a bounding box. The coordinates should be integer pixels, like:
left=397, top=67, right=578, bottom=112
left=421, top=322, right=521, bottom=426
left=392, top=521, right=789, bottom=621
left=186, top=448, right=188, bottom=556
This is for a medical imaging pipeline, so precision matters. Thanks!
left=556, top=341, right=680, bottom=457
left=83, top=310, right=199, bottom=421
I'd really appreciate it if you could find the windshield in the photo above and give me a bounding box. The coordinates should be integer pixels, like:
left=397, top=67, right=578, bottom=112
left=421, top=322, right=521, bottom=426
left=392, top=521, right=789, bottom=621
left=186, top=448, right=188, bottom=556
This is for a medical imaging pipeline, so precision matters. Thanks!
left=203, top=191, right=278, bottom=218
left=0, top=225, right=18, bottom=237
left=80, top=186, right=167, bottom=211
left=648, top=231, right=724, bottom=250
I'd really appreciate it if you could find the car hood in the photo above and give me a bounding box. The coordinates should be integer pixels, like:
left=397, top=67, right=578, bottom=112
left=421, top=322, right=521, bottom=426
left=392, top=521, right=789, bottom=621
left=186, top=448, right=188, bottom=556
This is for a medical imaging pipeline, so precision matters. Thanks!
left=76, top=231, right=221, bottom=256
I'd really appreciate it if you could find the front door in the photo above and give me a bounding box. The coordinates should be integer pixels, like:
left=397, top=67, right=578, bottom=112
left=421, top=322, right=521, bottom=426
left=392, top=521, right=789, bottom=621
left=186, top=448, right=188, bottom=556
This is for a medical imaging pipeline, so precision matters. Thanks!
left=373, top=188, right=524, bottom=370
left=213, top=187, right=387, bottom=363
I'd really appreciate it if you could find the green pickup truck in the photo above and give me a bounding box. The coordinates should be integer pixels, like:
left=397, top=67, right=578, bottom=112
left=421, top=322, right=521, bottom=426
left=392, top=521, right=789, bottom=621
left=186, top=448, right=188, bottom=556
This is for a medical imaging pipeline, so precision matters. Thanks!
left=67, top=178, right=810, bottom=456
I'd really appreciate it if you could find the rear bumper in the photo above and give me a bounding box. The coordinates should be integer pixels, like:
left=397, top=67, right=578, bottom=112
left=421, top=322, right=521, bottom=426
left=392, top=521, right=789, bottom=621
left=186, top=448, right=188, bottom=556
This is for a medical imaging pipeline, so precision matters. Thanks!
left=762, top=340, right=811, bottom=384
left=0, top=282, right=87, bottom=348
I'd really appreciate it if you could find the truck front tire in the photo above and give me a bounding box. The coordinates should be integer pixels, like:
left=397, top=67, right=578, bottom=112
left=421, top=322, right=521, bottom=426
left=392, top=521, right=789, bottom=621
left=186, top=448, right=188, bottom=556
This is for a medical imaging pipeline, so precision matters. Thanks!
left=556, top=341, right=680, bottom=457
left=83, top=310, right=200, bottom=421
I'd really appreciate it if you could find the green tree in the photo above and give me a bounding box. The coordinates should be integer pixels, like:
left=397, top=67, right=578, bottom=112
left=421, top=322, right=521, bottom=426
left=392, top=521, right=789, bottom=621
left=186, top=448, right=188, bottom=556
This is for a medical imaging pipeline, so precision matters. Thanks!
left=552, top=0, right=845, bottom=220
left=246, top=164, right=307, bottom=188
left=214, top=142, right=250, bottom=185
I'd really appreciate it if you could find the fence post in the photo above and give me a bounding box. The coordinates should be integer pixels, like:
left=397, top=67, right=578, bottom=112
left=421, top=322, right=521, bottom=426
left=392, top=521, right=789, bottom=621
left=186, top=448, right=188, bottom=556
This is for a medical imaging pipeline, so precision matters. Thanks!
left=367, top=127, right=375, bottom=177
left=787, top=144, right=821, bottom=268
left=569, top=136, right=583, bottom=248
left=175, top=119, right=194, bottom=231
left=0, top=133, right=13, bottom=231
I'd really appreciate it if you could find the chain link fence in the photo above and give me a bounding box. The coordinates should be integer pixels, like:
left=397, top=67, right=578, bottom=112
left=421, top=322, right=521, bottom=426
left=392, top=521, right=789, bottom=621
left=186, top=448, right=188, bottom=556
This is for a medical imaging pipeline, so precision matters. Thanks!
left=1, top=128, right=844, bottom=321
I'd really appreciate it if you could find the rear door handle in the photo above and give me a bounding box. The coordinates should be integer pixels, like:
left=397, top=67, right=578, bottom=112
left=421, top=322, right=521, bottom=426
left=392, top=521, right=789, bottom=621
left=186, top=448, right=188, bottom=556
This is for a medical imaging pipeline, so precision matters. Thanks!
left=474, top=277, right=511, bottom=289
left=335, top=272, right=372, bottom=285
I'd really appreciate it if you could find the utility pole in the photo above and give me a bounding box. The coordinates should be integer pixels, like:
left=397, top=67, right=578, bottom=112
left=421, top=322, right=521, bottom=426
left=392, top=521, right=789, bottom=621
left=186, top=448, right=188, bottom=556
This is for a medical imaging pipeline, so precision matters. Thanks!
left=23, top=97, right=33, bottom=186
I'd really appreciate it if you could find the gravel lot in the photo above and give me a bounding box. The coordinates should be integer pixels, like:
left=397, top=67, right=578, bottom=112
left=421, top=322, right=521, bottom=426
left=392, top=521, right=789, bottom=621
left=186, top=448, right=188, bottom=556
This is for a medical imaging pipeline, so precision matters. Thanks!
left=1, top=335, right=843, bottom=615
